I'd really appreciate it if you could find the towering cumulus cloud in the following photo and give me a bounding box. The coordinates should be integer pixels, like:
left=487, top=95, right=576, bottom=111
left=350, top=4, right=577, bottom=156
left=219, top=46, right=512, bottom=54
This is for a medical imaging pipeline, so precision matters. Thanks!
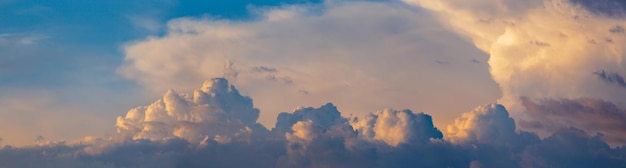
left=403, top=0, right=626, bottom=142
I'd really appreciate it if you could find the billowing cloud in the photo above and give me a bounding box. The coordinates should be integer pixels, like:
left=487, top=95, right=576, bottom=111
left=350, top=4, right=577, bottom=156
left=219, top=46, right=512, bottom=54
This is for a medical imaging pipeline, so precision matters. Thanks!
left=403, top=0, right=626, bottom=141
left=119, top=0, right=500, bottom=128
left=446, top=104, right=528, bottom=145
left=272, top=103, right=346, bottom=136
left=351, top=109, right=443, bottom=146
left=2, top=78, right=625, bottom=167
left=115, top=78, right=268, bottom=143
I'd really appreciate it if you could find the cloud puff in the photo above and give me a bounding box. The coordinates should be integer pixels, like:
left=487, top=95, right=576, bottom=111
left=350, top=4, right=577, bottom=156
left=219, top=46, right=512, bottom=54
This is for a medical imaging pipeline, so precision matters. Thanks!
left=446, top=104, right=521, bottom=145
left=115, top=78, right=268, bottom=143
left=351, top=109, right=443, bottom=146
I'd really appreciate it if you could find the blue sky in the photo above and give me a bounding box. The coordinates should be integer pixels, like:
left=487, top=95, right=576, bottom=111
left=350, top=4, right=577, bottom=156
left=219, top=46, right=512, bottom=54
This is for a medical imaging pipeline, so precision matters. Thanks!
left=0, top=0, right=321, bottom=89
left=0, top=0, right=323, bottom=145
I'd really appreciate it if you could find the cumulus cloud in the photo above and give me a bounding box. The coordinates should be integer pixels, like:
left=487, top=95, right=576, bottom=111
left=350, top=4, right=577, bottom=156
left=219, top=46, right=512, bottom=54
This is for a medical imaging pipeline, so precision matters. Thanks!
left=1, top=78, right=625, bottom=167
left=403, top=0, right=626, bottom=142
left=446, top=104, right=523, bottom=145
left=351, top=109, right=443, bottom=146
left=272, top=103, right=346, bottom=136
left=444, top=101, right=626, bottom=167
left=115, top=78, right=268, bottom=143
left=119, top=0, right=500, bottom=128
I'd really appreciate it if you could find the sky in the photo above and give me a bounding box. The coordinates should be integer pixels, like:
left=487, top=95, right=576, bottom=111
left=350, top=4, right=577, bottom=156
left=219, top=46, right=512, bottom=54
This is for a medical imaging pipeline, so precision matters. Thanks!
left=1, top=0, right=626, bottom=167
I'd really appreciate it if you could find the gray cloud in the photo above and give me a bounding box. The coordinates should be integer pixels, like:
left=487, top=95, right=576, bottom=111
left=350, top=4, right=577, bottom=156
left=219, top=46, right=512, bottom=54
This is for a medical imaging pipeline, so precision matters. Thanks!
left=251, top=66, right=278, bottom=73
left=570, top=0, right=626, bottom=17
left=272, top=103, right=346, bottom=136
left=520, top=97, right=626, bottom=145
left=610, top=25, right=625, bottom=33
left=520, top=128, right=626, bottom=167
left=529, top=40, right=551, bottom=47
left=594, top=70, right=626, bottom=88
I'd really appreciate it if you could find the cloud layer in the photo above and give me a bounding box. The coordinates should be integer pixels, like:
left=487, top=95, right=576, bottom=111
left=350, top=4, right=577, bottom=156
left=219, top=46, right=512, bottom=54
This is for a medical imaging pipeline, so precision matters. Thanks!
left=1, top=78, right=625, bottom=167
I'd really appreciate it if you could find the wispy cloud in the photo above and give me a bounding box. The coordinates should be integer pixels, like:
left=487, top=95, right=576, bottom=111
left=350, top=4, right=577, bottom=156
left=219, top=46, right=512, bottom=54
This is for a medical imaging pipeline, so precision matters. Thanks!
left=594, top=69, right=626, bottom=88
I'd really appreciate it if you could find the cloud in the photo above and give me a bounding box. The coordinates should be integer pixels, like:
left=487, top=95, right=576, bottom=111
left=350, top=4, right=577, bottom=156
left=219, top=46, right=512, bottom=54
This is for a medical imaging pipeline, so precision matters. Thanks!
left=251, top=66, right=278, bottom=73
left=1, top=78, right=625, bottom=167
left=443, top=101, right=626, bottom=167
left=519, top=127, right=626, bottom=167
left=519, top=97, right=626, bottom=145
left=351, top=109, right=443, bottom=146
left=570, top=0, right=626, bottom=17
left=3, top=0, right=626, bottom=166
left=594, top=69, right=626, bottom=88
left=446, top=104, right=530, bottom=146
left=272, top=103, right=346, bottom=136
left=0, top=33, right=46, bottom=46
left=119, top=0, right=500, bottom=129
left=403, top=0, right=626, bottom=139
left=115, top=78, right=268, bottom=143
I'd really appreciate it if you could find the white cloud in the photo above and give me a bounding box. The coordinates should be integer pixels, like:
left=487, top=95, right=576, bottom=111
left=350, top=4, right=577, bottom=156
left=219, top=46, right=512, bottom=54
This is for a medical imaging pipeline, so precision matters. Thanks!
left=445, top=103, right=539, bottom=149
left=351, top=108, right=442, bottom=146
left=115, top=78, right=268, bottom=143
left=404, top=0, right=626, bottom=140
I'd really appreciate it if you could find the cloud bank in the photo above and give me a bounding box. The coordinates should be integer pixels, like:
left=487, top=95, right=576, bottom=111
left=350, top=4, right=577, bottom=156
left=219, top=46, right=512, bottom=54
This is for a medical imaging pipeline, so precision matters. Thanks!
left=1, top=78, right=625, bottom=167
